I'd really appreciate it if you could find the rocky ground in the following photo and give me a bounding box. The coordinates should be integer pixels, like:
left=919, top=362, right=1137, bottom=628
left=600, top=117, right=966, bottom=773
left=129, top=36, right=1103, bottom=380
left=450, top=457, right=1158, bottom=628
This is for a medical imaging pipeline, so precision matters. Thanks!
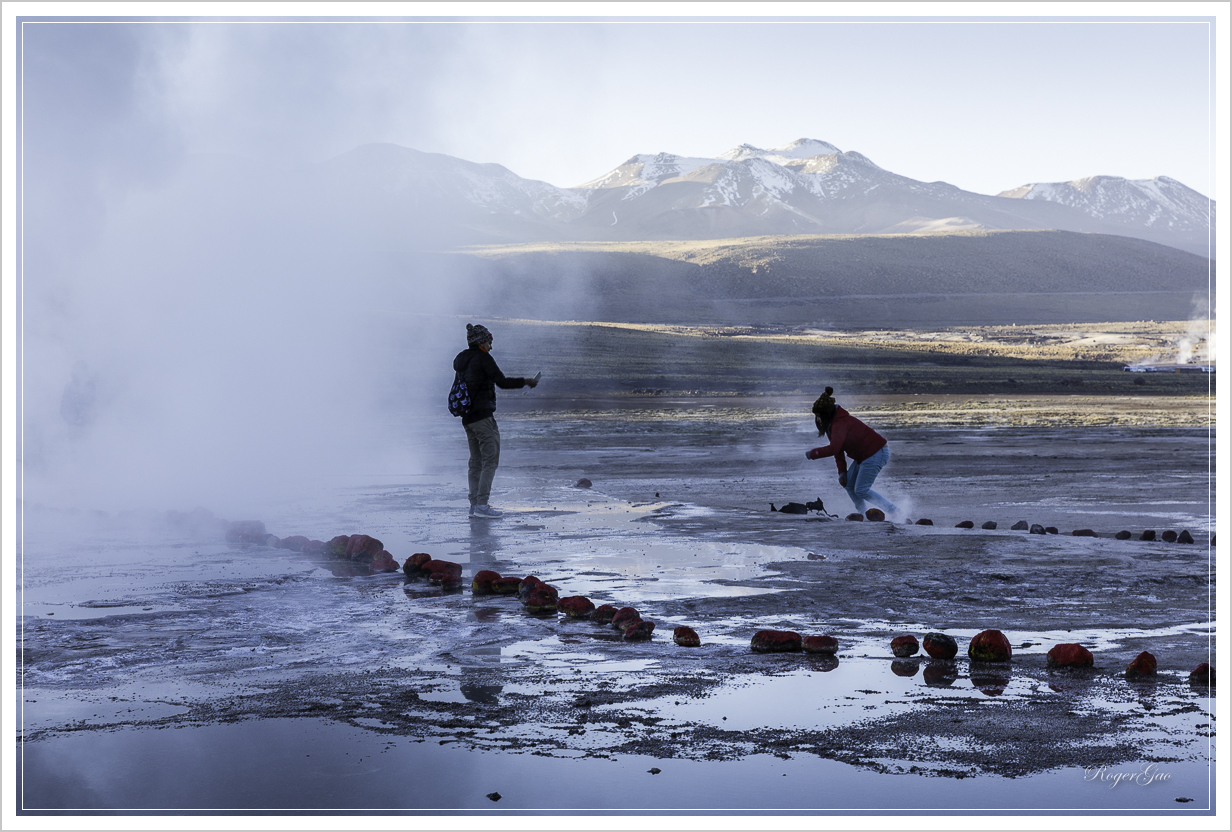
left=15, top=391, right=1218, bottom=813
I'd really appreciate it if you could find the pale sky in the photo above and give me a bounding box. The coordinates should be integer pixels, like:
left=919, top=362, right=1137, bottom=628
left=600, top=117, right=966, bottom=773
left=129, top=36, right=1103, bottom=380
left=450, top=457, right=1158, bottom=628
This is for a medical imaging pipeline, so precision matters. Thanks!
left=15, top=5, right=1220, bottom=197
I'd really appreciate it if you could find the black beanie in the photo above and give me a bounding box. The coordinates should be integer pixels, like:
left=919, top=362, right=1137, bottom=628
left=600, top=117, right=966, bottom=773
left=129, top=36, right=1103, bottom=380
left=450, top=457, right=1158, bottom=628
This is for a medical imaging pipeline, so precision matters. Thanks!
left=812, top=386, right=837, bottom=421
left=466, top=323, right=493, bottom=347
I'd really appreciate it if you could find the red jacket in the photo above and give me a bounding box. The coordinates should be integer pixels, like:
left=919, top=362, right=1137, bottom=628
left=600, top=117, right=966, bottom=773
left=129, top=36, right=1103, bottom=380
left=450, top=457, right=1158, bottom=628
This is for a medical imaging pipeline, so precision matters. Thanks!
left=806, top=407, right=887, bottom=474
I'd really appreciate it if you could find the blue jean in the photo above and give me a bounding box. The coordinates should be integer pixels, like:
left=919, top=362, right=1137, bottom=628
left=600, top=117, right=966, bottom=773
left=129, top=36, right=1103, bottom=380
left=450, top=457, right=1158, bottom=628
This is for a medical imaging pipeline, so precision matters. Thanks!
left=464, top=416, right=501, bottom=506
left=845, top=445, right=898, bottom=515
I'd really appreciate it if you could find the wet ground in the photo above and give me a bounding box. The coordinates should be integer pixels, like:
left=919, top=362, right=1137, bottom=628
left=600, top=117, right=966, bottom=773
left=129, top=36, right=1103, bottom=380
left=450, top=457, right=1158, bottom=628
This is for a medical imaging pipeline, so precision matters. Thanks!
left=15, top=402, right=1218, bottom=815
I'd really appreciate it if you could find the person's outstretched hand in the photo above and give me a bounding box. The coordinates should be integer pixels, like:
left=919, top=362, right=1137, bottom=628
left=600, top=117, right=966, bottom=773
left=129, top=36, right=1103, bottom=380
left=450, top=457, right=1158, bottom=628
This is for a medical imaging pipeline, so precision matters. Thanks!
left=527, top=372, right=541, bottom=388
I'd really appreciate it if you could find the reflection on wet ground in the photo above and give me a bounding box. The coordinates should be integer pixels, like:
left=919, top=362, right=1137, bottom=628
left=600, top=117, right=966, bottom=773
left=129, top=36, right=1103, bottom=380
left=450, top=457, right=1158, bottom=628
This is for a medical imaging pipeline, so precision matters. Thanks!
left=16, top=418, right=1217, bottom=813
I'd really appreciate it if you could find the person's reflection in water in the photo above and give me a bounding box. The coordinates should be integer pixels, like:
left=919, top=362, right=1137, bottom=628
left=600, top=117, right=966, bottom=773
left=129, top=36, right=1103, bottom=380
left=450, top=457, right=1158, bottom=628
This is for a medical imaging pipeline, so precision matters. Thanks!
left=461, top=662, right=503, bottom=705
left=468, top=518, right=502, bottom=567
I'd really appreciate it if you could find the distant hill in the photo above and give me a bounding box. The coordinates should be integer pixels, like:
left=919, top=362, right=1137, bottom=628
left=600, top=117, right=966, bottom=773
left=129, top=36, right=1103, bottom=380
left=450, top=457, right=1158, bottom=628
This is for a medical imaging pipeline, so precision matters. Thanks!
left=442, top=230, right=1213, bottom=328
left=303, top=139, right=1214, bottom=256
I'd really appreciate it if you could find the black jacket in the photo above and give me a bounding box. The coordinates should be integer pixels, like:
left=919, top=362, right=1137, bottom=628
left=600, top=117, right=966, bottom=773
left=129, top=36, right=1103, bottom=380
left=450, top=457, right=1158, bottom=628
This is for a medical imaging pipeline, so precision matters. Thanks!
left=453, top=348, right=528, bottom=425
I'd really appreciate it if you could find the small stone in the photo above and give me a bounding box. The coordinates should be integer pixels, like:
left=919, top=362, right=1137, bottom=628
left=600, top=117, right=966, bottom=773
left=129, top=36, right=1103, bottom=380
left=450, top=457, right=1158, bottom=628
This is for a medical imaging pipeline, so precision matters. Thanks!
left=806, top=553, right=827, bottom=561
left=648, top=768, right=661, bottom=775
left=968, top=629, right=1012, bottom=663
left=1125, top=651, right=1157, bottom=678
left=1161, top=530, right=1178, bottom=543
left=865, top=508, right=886, bottom=521
left=1189, top=663, right=1215, bottom=686
left=487, top=792, right=501, bottom=802
left=1177, top=530, right=1195, bottom=544
left=472, top=570, right=502, bottom=594
left=402, top=552, right=432, bottom=576
left=846, top=513, right=865, bottom=521
left=922, top=632, right=958, bottom=660
left=673, top=626, right=701, bottom=647
left=981, top=521, right=997, bottom=530
left=1029, top=524, right=1046, bottom=535
left=1072, top=529, right=1097, bottom=537
left=346, top=534, right=384, bottom=561
left=521, top=588, right=559, bottom=614
left=1141, top=529, right=1157, bottom=541
left=575, top=478, right=592, bottom=488
left=751, top=630, right=802, bottom=653
left=802, top=635, right=838, bottom=654
left=610, top=606, right=640, bottom=630
left=591, top=604, right=618, bottom=625
left=370, top=550, right=400, bottom=573
left=915, top=518, right=934, bottom=526
left=956, top=520, right=974, bottom=529
left=891, top=635, right=920, bottom=657
left=1011, top=521, right=1028, bottom=531
left=558, top=596, right=596, bottom=619
left=1114, top=530, right=1132, bottom=540
left=279, top=535, right=310, bottom=551
left=491, top=576, right=523, bottom=595
left=1045, top=527, right=1059, bottom=535
left=622, top=619, right=655, bottom=640
left=225, top=520, right=268, bottom=545
left=1047, top=643, right=1094, bottom=668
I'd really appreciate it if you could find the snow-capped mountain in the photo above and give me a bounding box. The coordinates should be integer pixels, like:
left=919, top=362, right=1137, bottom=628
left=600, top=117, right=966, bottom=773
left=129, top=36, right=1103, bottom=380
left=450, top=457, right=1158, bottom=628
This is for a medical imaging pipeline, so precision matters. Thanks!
left=999, top=175, right=1212, bottom=247
left=299, top=140, right=1212, bottom=255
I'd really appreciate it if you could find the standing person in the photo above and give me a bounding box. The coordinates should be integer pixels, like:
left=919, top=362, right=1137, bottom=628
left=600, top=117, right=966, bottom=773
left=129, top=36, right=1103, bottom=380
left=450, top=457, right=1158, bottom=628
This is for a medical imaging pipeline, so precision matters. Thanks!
left=453, top=323, right=540, bottom=519
left=804, top=387, right=899, bottom=519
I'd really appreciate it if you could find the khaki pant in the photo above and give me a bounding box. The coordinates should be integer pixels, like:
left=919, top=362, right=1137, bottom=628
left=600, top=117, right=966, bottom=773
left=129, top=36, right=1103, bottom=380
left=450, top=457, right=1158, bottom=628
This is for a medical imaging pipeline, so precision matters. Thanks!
left=464, top=416, right=501, bottom=506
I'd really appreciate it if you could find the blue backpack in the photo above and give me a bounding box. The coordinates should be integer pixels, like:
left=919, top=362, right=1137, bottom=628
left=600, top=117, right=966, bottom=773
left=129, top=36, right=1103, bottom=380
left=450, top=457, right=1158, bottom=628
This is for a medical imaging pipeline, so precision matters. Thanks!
left=448, top=358, right=472, bottom=417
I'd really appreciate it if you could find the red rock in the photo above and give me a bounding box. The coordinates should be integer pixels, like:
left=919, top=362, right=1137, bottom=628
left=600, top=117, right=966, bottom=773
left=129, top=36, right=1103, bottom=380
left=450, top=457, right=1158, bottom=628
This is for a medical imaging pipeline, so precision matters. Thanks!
left=1114, top=530, right=1132, bottom=540
left=1161, top=530, right=1178, bottom=543
left=472, top=570, right=502, bottom=594
left=226, top=520, right=268, bottom=545
left=1045, top=527, right=1059, bottom=534
left=592, top=604, right=619, bottom=625
left=521, top=588, right=558, bottom=614
left=370, top=551, right=400, bottom=573
left=278, top=535, right=310, bottom=552
left=1140, top=529, right=1157, bottom=541
left=891, top=660, right=919, bottom=677
left=751, top=630, right=802, bottom=653
left=1047, top=643, right=1094, bottom=668
left=302, top=539, right=326, bottom=554
left=575, top=478, right=592, bottom=488
left=846, top=513, right=865, bottom=521
left=891, top=635, right=919, bottom=657
left=518, top=576, right=546, bottom=600
left=423, top=559, right=462, bottom=579
left=865, top=508, right=886, bottom=521
left=802, top=635, right=839, bottom=655
left=402, top=552, right=432, bottom=576
left=1125, top=651, right=1157, bottom=678
left=968, top=629, right=1012, bottom=663
left=346, top=534, right=384, bottom=561
left=326, top=535, right=351, bottom=558
left=672, top=626, right=701, bottom=647
left=1189, top=663, right=1215, bottom=686
left=610, top=607, right=640, bottom=630
left=1072, top=529, right=1097, bottom=537
left=922, top=632, right=958, bottom=660
left=915, top=518, right=934, bottom=526
left=491, top=576, right=523, bottom=595
left=956, top=520, right=974, bottom=529
left=432, top=574, right=464, bottom=591
left=558, top=596, right=596, bottom=618
left=981, top=521, right=997, bottom=530
left=1177, top=530, right=1195, bottom=544
left=622, top=619, right=655, bottom=640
